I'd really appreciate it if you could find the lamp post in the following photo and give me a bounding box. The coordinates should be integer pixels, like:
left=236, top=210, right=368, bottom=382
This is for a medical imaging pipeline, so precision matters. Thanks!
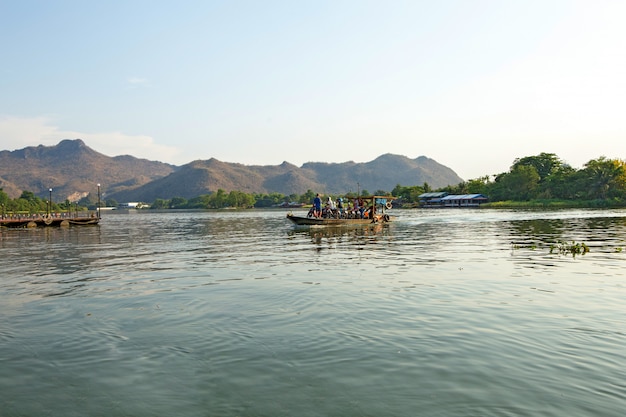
left=48, top=188, right=52, bottom=216
left=97, top=183, right=101, bottom=219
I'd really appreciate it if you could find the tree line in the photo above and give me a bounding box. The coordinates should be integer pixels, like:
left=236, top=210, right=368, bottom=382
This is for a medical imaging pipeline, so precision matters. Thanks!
left=1, top=190, right=75, bottom=215
left=143, top=154, right=626, bottom=208
left=2, top=153, right=625, bottom=213
left=438, top=153, right=626, bottom=206
left=148, top=188, right=390, bottom=210
left=0, top=189, right=111, bottom=216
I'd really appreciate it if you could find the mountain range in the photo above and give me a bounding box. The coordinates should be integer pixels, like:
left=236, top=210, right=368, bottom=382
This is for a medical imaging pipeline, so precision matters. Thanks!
left=0, top=139, right=463, bottom=202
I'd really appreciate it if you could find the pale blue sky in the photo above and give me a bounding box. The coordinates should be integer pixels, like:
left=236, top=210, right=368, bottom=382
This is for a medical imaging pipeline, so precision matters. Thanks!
left=1, top=0, right=624, bottom=180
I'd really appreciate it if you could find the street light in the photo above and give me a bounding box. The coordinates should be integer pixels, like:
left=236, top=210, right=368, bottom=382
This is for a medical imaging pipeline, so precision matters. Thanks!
left=48, top=188, right=52, bottom=216
left=97, top=183, right=101, bottom=219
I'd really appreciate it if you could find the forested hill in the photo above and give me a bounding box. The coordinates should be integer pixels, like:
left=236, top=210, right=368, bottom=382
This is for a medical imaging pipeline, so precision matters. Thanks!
left=107, top=154, right=463, bottom=202
left=0, top=140, right=463, bottom=202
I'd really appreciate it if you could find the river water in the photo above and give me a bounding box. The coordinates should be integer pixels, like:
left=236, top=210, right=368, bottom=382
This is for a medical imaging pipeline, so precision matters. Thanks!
left=1, top=208, right=625, bottom=416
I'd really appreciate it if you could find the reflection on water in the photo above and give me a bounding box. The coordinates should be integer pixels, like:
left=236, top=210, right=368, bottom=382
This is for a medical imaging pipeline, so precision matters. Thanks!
left=288, top=223, right=392, bottom=250
left=1, top=208, right=626, bottom=417
left=505, top=215, right=626, bottom=251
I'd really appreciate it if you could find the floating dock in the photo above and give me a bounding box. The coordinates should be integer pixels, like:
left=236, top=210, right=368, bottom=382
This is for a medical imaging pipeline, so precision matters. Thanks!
left=0, top=215, right=99, bottom=228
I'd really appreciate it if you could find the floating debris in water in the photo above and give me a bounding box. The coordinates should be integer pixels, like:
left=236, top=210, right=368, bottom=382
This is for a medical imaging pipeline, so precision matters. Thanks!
left=549, top=240, right=590, bottom=257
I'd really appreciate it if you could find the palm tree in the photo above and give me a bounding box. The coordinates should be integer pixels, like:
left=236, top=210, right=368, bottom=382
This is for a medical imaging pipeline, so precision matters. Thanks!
left=584, top=157, right=626, bottom=199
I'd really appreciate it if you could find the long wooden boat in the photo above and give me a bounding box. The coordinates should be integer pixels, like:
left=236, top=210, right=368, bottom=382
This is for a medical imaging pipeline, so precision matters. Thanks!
left=286, top=195, right=396, bottom=227
left=286, top=213, right=393, bottom=226
left=0, top=215, right=100, bottom=228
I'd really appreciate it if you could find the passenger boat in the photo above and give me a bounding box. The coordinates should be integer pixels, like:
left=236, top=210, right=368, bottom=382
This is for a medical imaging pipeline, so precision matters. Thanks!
left=286, top=195, right=395, bottom=226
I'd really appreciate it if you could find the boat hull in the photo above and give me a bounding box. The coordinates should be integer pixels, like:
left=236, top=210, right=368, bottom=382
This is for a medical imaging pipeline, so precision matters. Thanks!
left=286, top=213, right=392, bottom=226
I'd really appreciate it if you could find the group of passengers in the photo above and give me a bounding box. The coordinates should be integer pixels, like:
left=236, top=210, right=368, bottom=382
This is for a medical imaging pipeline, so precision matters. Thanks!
left=311, top=194, right=375, bottom=219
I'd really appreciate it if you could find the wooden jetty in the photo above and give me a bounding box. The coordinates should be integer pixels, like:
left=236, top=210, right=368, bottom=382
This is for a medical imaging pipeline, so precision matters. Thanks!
left=0, top=214, right=100, bottom=228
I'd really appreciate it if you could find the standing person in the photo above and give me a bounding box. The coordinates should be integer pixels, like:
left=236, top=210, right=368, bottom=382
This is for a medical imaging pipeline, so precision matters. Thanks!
left=313, top=193, right=322, bottom=218
left=358, top=197, right=365, bottom=218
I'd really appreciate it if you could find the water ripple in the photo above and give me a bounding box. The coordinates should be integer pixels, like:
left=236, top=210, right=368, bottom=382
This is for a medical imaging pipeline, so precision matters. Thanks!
left=2, top=209, right=626, bottom=416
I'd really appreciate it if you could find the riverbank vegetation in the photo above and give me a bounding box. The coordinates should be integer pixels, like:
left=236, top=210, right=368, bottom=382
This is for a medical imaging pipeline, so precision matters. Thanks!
left=0, top=190, right=96, bottom=216
left=2, top=153, right=625, bottom=212
left=438, top=154, right=626, bottom=208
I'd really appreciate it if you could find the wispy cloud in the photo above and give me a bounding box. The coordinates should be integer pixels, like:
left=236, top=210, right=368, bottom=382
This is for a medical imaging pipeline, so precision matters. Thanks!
left=127, top=77, right=150, bottom=88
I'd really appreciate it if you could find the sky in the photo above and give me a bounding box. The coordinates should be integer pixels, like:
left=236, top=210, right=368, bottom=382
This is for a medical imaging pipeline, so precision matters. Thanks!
left=1, top=0, right=625, bottom=180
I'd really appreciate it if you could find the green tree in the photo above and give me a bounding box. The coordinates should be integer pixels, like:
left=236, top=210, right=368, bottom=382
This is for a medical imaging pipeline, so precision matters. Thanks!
left=511, top=153, right=579, bottom=199
left=0, top=189, right=9, bottom=216
left=539, top=165, right=577, bottom=199
left=19, top=190, right=38, bottom=203
left=227, top=190, right=255, bottom=208
left=490, top=166, right=540, bottom=201
left=465, top=176, right=490, bottom=194
left=583, top=157, right=626, bottom=200
left=512, top=153, right=564, bottom=182
left=254, top=192, right=284, bottom=208
left=151, top=198, right=169, bottom=209
left=14, top=197, right=33, bottom=213
left=300, top=189, right=316, bottom=204
left=0, top=189, right=9, bottom=206
left=208, top=189, right=228, bottom=208
left=186, top=195, right=212, bottom=209
left=392, top=184, right=425, bottom=203
left=169, top=197, right=188, bottom=209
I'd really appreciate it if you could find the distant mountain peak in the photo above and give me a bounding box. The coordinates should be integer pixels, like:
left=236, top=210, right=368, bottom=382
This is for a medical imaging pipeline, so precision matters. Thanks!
left=58, top=138, right=86, bottom=147
left=0, top=140, right=175, bottom=200
left=0, top=140, right=463, bottom=202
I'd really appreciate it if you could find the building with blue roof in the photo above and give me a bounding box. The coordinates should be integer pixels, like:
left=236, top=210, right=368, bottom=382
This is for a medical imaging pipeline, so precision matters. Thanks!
left=418, top=193, right=488, bottom=207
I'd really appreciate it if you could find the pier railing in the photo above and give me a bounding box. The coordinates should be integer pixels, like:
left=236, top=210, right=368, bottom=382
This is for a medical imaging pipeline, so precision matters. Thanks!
left=0, top=211, right=99, bottom=227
